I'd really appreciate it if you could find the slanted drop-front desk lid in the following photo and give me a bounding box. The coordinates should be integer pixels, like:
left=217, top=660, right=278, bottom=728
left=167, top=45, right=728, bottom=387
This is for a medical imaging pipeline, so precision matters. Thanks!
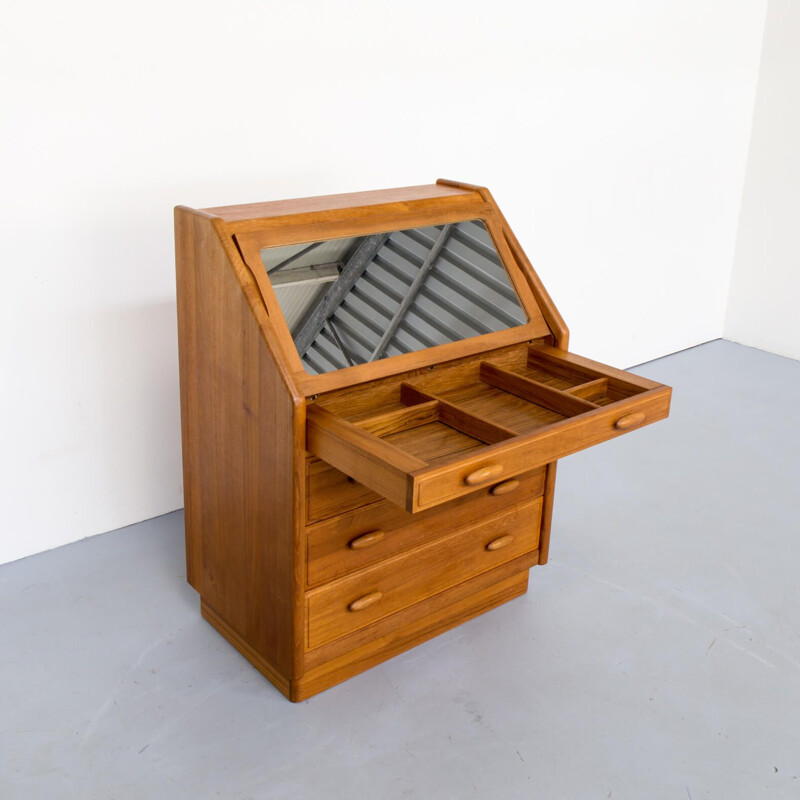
left=250, top=218, right=530, bottom=375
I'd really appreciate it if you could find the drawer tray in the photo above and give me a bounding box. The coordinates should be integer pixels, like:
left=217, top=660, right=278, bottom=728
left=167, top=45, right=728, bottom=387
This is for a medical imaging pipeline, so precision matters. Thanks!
left=306, top=344, right=671, bottom=512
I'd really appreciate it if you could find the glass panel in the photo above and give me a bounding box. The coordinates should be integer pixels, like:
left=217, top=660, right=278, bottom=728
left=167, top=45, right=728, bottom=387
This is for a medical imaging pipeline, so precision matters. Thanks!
left=259, top=219, right=528, bottom=375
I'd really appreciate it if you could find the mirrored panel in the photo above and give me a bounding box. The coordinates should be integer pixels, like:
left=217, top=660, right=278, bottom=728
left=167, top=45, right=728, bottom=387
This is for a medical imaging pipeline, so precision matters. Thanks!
left=260, top=219, right=528, bottom=375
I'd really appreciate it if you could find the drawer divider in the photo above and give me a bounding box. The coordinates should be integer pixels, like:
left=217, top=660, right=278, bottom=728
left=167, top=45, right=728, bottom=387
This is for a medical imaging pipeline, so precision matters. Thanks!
left=479, top=362, right=599, bottom=417
left=400, top=383, right=518, bottom=443
left=355, top=401, right=440, bottom=437
left=565, top=378, right=609, bottom=399
left=528, top=344, right=658, bottom=394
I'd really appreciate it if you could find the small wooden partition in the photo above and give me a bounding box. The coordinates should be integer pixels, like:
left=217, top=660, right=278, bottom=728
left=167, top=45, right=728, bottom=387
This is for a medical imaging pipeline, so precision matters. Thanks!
left=175, top=180, right=671, bottom=700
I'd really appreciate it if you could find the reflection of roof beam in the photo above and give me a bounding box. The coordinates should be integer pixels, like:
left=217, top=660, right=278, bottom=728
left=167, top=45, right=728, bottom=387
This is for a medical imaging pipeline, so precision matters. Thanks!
left=368, top=225, right=453, bottom=361
left=268, top=241, right=324, bottom=273
left=270, top=262, right=340, bottom=288
left=295, top=232, right=390, bottom=356
left=326, top=319, right=356, bottom=367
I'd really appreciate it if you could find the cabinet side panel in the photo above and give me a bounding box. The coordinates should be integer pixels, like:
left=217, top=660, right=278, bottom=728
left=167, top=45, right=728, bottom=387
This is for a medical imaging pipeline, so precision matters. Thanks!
left=175, top=209, right=297, bottom=679
left=175, top=207, right=203, bottom=590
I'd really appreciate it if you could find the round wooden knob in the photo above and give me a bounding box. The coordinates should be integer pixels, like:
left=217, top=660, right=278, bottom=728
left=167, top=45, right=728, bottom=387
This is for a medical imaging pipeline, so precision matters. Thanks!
left=348, top=530, right=385, bottom=550
left=614, top=411, right=646, bottom=430
left=348, top=592, right=383, bottom=612
left=490, top=479, right=520, bottom=496
left=464, top=464, right=504, bottom=486
left=486, top=535, right=514, bottom=551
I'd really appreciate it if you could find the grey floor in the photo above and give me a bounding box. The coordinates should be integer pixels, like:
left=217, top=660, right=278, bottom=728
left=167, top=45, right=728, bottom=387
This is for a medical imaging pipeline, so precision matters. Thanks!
left=2, top=340, right=799, bottom=799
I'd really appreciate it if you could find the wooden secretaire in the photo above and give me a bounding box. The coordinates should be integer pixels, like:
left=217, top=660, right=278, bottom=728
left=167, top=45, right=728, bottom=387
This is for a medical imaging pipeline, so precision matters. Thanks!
left=175, top=180, right=671, bottom=701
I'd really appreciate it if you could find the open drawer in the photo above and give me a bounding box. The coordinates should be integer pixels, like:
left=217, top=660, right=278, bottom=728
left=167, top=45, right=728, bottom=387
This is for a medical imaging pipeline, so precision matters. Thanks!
left=306, top=343, right=671, bottom=513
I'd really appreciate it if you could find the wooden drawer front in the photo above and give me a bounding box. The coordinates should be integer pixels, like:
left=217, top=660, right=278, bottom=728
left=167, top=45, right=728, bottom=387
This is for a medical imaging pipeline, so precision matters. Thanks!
left=413, top=390, right=669, bottom=508
left=307, top=458, right=383, bottom=522
left=306, top=498, right=542, bottom=649
left=307, top=468, right=545, bottom=586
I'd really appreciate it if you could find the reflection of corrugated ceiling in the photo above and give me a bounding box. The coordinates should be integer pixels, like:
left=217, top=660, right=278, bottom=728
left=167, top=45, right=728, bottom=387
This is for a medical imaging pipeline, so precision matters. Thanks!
left=261, top=238, right=359, bottom=333
left=266, top=221, right=527, bottom=375
left=269, top=283, right=327, bottom=333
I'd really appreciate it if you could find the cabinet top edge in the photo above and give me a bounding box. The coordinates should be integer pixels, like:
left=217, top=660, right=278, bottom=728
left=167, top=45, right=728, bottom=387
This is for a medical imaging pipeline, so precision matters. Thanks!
left=190, top=183, right=479, bottom=224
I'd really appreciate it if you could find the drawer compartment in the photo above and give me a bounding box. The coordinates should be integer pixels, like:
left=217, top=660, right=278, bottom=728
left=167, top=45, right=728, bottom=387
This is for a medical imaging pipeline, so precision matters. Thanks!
left=306, top=458, right=382, bottom=522
left=306, top=499, right=542, bottom=649
left=307, top=467, right=545, bottom=586
left=306, top=343, right=671, bottom=513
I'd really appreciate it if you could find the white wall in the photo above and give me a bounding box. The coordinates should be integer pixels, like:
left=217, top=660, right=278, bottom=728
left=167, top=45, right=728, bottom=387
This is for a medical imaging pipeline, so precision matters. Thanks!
left=0, top=1, right=766, bottom=565
left=725, top=0, right=800, bottom=361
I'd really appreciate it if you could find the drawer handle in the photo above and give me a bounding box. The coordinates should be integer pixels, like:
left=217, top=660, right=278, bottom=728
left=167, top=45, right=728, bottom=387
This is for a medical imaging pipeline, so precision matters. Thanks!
left=490, top=479, right=520, bottom=496
left=348, top=530, right=385, bottom=550
left=348, top=592, right=383, bottom=612
left=614, top=411, right=646, bottom=430
left=464, top=464, right=504, bottom=486
left=486, top=535, right=515, bottom=551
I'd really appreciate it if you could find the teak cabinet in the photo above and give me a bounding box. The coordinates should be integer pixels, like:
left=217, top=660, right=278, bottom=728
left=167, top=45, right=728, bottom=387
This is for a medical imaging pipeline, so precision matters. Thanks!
left=175, top=180, right=671, bottom=701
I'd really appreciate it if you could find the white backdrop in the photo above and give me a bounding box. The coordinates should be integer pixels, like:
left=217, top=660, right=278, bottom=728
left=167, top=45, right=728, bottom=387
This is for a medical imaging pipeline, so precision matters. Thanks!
left=0, top=1, right=767, bottom=564
left=725, top=0, right=800, bottom=361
